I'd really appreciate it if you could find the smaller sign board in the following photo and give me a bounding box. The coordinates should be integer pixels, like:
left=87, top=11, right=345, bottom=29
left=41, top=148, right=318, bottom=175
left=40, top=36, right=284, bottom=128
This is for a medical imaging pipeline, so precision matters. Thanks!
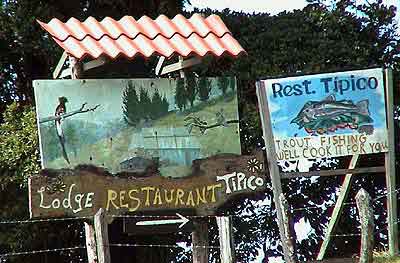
left=29, top=153, right=265, bottom=218
left=258, top=68, right=388, bottom=161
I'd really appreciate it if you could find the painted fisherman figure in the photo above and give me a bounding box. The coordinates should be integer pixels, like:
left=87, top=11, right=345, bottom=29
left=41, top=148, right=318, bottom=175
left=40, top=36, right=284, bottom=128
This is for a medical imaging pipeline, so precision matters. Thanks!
left=55, top=96, right=70, bottom=164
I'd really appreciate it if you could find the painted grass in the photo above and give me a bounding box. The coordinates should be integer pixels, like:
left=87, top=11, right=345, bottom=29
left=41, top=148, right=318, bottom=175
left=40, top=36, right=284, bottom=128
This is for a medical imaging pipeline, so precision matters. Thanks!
left=47, top=93, right=241, bottom=175
left=374, top=251, right=400, bottom=262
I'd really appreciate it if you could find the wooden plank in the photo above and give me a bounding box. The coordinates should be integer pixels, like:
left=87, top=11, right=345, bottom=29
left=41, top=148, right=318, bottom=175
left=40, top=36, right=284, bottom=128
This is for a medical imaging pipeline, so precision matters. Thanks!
left=29, top=153, right=266, bottom=218
left=256, top=81, right=293, bottom=262
left=279, top=194, right=297, bottom=262
left=160, top=57, right=202, bottom=75
left=356, top=189, right=374, bottom=263
left=84, top=222, right=98, bottom=263
left=94, top=208, right=111, bottom=263
left=385, top=68, right=398, bottom=256
left=217, top=216, right=235, bottom=263
left=82, top=57, right=107, bottom=72
left=192, top=219, right=209, bottom=263
left=317, top=155, right=359, bottom=260
left=155, top=56, right=166, bottom=76
left=53, top=51, right=68, bottom=79
left=281, top=166, right=384, bottom=179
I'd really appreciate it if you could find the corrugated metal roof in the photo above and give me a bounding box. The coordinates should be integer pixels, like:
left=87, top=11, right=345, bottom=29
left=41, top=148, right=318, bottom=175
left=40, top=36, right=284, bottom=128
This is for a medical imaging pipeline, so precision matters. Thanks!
left=37, top=14, right=246, bottom=59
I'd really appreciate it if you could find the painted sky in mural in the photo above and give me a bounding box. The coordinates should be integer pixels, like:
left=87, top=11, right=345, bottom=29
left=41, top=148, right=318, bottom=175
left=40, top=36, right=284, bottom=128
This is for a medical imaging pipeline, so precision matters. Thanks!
left=259, top=68, right=388, bottom=161
left=33, top=77, right=240, bottom=177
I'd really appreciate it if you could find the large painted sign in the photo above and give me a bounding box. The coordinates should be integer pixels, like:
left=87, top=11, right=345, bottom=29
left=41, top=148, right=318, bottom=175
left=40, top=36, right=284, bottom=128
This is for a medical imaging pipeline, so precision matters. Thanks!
left=33, top=77, right=240, bottom=178
left=258, top=68, right=388, bottom=161
left=28, top=153, right=265, bottom=218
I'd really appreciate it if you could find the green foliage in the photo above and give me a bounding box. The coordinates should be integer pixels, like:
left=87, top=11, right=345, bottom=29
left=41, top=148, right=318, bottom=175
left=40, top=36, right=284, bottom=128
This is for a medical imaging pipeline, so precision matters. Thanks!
left=123, top=81, right=141, bottom=125
left=123, top=84, right=169, bottom=124
left=150, top=88, right=169, bottom=119
left=197, top=77, right=212, bottom=102
left=229, top=76, right=236, bottom=91
left=217, top=76, right=229, bottom=95
left=0, top=103, right=40, bottom=187
left=139, top=87, right=152, bottom=120
left=185, top=71, right=198, bottom=107
left=175, top=78, right=187, bottom=111
left=161, top=97, right=170, bottom=114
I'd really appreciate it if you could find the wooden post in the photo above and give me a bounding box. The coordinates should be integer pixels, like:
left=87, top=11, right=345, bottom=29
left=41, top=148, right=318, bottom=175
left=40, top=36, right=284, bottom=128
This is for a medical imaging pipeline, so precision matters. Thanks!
left=70, top=54, right=100, bottom=263
left=356, top=189, right=374, bottom=263
left=317, top=154, right=360, bottom=260
left=384, top=68, right=398, bottom=256
left=279, top=194, right=297, bottom=263
left=192, top=219, right=209, bottom=263
left=216, top=216, right=235, bottom=263
left=85, top=222, right=98, bottom=263
left=94, top=208, right=111, bottom=263
left=256, top=81, right=294, bottom=263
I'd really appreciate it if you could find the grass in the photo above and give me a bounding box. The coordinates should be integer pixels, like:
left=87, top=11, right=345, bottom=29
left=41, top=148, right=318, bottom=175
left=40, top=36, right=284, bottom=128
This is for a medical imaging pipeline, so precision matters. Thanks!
left=47, top=93, right=241, bottom=176
left=374, top=251, right=400, bottom=262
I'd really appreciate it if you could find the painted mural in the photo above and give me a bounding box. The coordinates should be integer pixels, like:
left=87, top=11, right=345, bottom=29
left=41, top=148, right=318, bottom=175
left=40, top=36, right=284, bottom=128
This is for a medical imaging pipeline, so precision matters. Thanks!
left=33, top=77, right=241, bottom=177
left=259, top=68, right=388, bottom=161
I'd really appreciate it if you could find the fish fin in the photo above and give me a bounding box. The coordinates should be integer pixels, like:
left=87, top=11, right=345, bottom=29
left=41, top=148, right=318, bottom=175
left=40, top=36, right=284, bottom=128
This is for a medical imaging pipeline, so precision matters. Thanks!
left=324, top=94, right=336, bottom=102
left=356, top=100, right=370, bottom=116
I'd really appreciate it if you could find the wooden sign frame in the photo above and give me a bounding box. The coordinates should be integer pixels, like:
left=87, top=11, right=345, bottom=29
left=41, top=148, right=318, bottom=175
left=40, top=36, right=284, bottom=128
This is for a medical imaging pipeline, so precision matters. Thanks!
left=256, top=68, right=398, bottom=262
left=33, top=55, right=252, bottom=263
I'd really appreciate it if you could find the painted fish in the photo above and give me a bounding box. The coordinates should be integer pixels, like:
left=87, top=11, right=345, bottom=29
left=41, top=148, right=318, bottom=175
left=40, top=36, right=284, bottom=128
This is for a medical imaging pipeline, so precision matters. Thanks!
left=291, top=94, right=374, bottom=134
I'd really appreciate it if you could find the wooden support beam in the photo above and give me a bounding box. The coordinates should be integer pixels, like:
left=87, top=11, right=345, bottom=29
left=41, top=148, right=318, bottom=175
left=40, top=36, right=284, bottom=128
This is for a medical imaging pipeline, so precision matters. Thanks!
left=160, top=57, right=201, bottom=75
left=85, top=222, right=98, bottom=263
left=217, top=216, right=235, bottom=263
left=192, top=219, right=209, bottom=263
left=256, top=81, right=293, bottom=263
left=155, top=56, right=166, bottom=76
left=279, top=194, right=297, bottom=263
left=281, top=166, right=384, bottom=179
left=385, top=68, right=398, bottom=256
left=317, top=155, right=359, bottom=260
left=94, top=208, right=111, bottom=263
left=83, top=56, right=107, bottom=72
left=53, top=51, right=68, bottom=79
left=356, top=189, right=374, bottom=263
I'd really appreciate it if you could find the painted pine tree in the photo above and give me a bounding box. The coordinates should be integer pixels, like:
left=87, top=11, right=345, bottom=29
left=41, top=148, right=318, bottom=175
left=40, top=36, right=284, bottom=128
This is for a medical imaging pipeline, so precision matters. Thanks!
left=185, top=72, right=197, bottom=107
left=175, top=78, right=187, bottom=111
left=218, top=76, right=229, bottom=95
left=150, top=88, right=163, bottom=119
left=122, top=81, right=140, bottom=125
left=198, top=77, right=212, bottom=102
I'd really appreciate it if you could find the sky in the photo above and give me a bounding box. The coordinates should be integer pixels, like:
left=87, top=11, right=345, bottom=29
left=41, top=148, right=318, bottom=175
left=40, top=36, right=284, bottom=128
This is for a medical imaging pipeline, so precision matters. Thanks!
left=184, top=1, right=399, bottom=262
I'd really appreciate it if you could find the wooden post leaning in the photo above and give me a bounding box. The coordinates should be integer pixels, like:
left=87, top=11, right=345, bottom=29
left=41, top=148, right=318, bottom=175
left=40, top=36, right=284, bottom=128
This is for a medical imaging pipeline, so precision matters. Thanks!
left=356, top=189, right=374, bottom=263
left=317, top=154, right=360, bottom=260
